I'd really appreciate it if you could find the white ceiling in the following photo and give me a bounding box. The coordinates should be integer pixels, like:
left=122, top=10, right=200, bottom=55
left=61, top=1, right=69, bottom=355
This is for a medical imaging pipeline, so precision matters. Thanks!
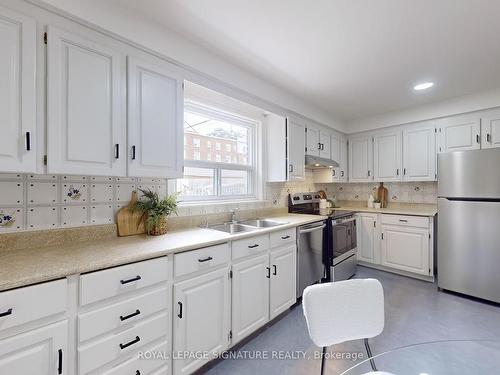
left=106, top=0, right=500, bottom=122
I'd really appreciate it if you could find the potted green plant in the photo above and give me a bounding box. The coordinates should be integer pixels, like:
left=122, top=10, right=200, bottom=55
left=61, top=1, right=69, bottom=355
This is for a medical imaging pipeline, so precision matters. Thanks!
left=132, top=189, right=179, bottom=235
left=373, top=198, right=382, bottom=209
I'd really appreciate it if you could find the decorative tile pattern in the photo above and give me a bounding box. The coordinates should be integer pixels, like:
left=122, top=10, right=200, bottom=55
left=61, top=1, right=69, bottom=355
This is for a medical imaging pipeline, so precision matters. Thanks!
left=0, top=174, right=167, bottom=232
left=332, top=182, right=437, bottom=204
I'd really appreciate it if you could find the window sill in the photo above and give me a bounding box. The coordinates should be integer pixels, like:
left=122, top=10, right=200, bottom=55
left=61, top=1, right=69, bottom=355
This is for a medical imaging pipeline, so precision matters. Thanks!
left=178, top=198, right=269, bottom=208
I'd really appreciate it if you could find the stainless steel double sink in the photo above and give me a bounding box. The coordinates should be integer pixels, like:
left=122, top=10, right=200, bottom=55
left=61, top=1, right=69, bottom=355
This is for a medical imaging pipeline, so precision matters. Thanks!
left=207, top=219, right=288, bottom=234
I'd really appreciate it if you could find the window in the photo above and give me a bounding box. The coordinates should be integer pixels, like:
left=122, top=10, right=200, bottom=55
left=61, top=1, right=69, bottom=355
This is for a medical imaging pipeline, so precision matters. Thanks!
left=177, top=102, right=257, bottom=201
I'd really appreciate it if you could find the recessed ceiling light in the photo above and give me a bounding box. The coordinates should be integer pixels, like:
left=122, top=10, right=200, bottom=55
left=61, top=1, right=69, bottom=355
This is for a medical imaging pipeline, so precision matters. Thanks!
left=414, top=82, right=434, bottom=91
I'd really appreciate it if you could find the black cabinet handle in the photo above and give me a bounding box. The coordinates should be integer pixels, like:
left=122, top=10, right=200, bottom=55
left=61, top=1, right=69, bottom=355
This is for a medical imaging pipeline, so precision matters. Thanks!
left=272, top=265, right=277, bottom=276
left=367, top=170, right=371, bottom=177
left=403, top=168, right=406, bottom=175
left=26, top=132, right=31, bottom=151
left=198, top=256, right=213, bottom=263
left=396, top=169, right=399, bottom=176
left=381, top=233, right=384, bottom=240
left=399, top=219, right=408, bottom=223
left=332, top=169, right=336, bottom=176
left=136, top=371, right=141, bottom=375
left=317, top=142, right=321, bottom=150
left=281, top=235, right=290, bottom=240
left=115, top=144, right=120, bottom=159
left=58, top=348, right=62, bottom=374
left=373, top=221, right=376, bottom=228
left=289, top=164, right=293, bottom=173
left=0, top=308, right=12, bottom=318
left=120, top=275, right=141, bottom=285
left=131, top=145, right=136, bottom=160
left=248, top=244, right=259, bottom=249
left=120, top=309, right=141, bottom=321
left=266, top=267, right=270, bottom=278
left=487, top=133, right=491, bottom=143
left=476, top=134, right=480, bottom=144
left=119, top=336, right=140, bottom=350
left=341, top=170, right=344, bottom=177
left=178, top=301, right=183, bottom=318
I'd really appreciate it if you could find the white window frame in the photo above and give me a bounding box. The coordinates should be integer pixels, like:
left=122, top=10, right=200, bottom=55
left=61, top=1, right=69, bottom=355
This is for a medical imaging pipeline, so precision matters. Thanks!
left=173, top=101, right=259, bottom=202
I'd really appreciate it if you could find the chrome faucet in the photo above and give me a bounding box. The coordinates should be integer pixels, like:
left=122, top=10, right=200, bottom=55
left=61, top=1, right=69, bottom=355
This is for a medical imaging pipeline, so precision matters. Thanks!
left=230, top=208, right=239, bottom=223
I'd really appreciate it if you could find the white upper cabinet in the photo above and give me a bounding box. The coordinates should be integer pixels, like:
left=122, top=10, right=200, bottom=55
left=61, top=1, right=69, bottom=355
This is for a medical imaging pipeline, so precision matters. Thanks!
left=306, top=126, right=320, bottom=156
left=348, top=135, right=373, bottom=182
left=481, top=109, right=500, bottom=149
left=437, top=113, right=480, bottom=153
left=287, top=117, right=306, bottom=180
left=403, top=121, right=436, bottom=181
left=306, top=125, right=331, bottom=158
left=127, top=56, right=183, bottom=178
left=47, top=25, right=126, bottom=176
left=0, top=6, right=36, bottom=173
left=373, top=130, right=402, bottom=182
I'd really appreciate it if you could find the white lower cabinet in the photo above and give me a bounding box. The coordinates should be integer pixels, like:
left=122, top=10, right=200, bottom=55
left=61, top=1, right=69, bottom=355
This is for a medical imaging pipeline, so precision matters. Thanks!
left=380, top=225, right=430, bottom=276
left=173, top=268, right=230, bottom=375
left=357, top=214, right=433, bottom=279
left=231, top=254, right=269, bottom=344
left=0, top=320, right=68, bottom=375
left=356, top=213, right=380, bottom=265
left=269, top=245, right=296, bottom=319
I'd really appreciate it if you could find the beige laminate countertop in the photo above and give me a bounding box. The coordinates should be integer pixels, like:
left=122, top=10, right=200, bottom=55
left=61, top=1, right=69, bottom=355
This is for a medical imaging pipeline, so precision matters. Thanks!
left=333, top=204, right=437, bottom=217
left=0, top=214, right=326, bottom=292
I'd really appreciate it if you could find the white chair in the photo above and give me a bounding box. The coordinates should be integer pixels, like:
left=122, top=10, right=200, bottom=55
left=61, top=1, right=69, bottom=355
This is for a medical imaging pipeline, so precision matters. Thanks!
left=302, top=279, right=389, bottom=375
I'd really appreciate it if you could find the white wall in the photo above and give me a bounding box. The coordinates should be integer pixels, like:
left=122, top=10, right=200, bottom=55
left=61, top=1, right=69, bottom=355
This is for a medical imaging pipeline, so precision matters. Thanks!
left=346, top=87, right=500, bottom=133
left=30, top=0, right=346, bottom=132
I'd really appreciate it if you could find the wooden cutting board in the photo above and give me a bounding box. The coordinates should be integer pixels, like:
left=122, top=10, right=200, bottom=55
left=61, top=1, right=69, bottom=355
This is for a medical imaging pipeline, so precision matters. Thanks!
left=116, top=191, right=146, bottom=236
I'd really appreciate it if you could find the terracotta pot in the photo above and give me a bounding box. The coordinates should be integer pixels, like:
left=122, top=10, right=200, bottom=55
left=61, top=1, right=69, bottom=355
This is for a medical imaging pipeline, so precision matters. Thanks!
left=149, top=215, right=168, bottom=236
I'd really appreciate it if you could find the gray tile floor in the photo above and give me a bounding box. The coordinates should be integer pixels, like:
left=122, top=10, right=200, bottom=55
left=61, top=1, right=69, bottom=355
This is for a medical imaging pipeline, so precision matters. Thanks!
left=202, top=266, right=500, bottom=375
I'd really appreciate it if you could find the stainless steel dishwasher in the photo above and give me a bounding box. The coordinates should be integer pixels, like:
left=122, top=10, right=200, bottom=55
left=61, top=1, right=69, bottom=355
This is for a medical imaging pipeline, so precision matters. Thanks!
left=296, top=220, right=326, bottom=298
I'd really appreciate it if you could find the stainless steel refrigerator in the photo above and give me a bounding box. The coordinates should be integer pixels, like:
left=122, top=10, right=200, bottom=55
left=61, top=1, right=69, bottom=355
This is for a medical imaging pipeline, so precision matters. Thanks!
left=438, top=148, right=500, bottom=303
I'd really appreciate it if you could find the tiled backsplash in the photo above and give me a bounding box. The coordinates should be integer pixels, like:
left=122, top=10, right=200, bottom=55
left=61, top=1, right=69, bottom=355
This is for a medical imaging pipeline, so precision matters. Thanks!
left=0, top=174, right=166, bottom=232
left=331, top=182, right=437, bottom=204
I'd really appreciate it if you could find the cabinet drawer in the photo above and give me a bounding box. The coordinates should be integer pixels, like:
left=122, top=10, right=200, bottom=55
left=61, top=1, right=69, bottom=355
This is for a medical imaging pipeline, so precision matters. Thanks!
left=79, top=312, right=168, bottom=374
left=101, top=340, right=167, bottom=375
left=270, top=228, right=296, bottom=248
left=174, top=243, right=229, bottom=278
left=0, top=279, right=67, bottom=333
left=381, top=214, right=429, bottom=228
left=78, top=286, right=168, bottom=342
left=232, top=234, right=270, bottom=260
left=80, top=257, right=168, bottom=306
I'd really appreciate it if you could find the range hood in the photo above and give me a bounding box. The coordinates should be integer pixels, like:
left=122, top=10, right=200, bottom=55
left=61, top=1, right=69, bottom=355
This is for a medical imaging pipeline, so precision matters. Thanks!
left=305, top=154, right=339, bottom=169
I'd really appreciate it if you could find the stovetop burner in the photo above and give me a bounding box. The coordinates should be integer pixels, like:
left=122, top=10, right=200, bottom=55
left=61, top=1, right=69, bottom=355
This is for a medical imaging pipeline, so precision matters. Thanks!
left=288, top=192, right=355, bottom=218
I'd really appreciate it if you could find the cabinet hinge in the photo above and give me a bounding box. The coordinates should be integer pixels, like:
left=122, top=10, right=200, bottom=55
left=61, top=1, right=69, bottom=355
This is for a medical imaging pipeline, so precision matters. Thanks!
left=43, top=32, right=47, bottom=44
left=43, top=155, right=47, bottom=165
left=229, top=270, right=233, bottom=279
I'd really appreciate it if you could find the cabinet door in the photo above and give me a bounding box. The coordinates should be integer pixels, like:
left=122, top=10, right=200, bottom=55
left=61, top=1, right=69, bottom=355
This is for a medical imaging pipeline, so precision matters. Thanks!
left=403, top=122, right=436, bottom=181
left=47, top=26, right=126, bottom=176
left=231, top=254, right=269, bottom=344
left=306, top=126, right=320, bottom=156
left=173, top=268, right=230, bottom=375
left=437, top=114, right=480, bottom=153
left=339, top=136, right=348, bottom=182
left=0, top=6, right=36, bottom=172
left=0, top=320, right=67, bottom=375
left=481, top=110, right=500, bottom=149
left=319, top=131, right=331, bottom=159
left=356, top=213, right=380, bottom=264
left=287, top=118, right=305, bottom=180
left=348, top=135, right=373, bottom=182
left=381, top=225, right=430, bottom=275
left=373, top=130, right=402, bottom=181
left=269, top=245, right=297, bottom=319
left=127, top=56, right=183, bottom=177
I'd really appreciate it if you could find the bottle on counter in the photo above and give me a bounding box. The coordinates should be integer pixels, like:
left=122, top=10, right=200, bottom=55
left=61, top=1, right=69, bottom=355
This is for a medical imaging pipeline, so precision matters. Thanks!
left=367, top=194, right=374, bottom=208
